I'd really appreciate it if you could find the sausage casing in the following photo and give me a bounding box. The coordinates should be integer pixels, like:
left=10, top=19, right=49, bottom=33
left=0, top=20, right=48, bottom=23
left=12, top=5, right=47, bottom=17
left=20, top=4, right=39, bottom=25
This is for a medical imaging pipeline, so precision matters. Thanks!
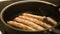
left=7, top=21, right=36, bottom=31
left=46, top=17, right=57, bottom=25
left=23, top=13, right=45, bottom=20
left=14, top=17, right=45, bottom=30
left=19, top=16, right=52, bottom=28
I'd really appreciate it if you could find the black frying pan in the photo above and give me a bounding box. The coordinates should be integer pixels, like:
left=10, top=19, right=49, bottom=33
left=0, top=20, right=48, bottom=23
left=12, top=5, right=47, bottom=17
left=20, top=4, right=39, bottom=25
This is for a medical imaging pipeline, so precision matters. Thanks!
left=0, top=1, right=60, bottom=34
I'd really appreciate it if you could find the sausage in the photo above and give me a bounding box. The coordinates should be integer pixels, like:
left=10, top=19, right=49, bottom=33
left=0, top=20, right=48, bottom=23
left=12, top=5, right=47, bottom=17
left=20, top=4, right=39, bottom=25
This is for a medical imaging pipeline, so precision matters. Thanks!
left=23, top=13, right=45, bottom=20
left=23, top=13, right=57, bottom=25
left=14, top=17, right=45, bottom=30
left=46, top=17, right=57, bottom=25
left=19, top=16, right=52, bottom=28
left=7, top=21, right=36, bottom=31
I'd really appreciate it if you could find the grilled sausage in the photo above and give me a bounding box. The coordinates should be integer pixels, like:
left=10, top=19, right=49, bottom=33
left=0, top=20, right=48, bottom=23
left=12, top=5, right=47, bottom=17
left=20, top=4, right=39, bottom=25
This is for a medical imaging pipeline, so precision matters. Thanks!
left=14, top=17, right=45, bottom=30
left=7, top=21, right=36, bottom=31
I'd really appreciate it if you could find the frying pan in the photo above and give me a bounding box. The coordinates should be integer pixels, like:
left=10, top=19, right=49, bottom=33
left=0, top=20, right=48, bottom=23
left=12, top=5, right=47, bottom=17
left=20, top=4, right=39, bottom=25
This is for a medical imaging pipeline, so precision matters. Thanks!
left=0, top=0, right=60, bottom=34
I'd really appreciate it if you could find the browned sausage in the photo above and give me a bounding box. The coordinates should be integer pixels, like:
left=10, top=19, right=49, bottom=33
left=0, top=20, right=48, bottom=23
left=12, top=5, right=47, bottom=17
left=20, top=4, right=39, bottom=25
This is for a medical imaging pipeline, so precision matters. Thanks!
left=23, top=13, right=45, bottom=20
left=46, top=17, right=57, bottom=25
left=7, top=21, right=36, bottom=31
left=14, top=17, right=45, bottom=30
left=19, top=16, right=52, bottom=28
